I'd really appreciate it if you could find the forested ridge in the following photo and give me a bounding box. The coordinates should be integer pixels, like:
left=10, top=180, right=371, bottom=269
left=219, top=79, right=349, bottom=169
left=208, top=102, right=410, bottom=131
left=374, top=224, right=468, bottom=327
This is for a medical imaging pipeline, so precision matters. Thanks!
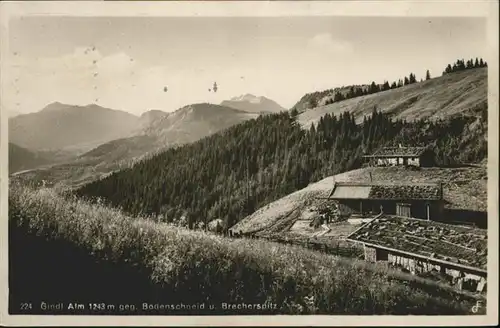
left=292, top=58, right=488, bottom=112
left=77, top=104, right=487, bottom=230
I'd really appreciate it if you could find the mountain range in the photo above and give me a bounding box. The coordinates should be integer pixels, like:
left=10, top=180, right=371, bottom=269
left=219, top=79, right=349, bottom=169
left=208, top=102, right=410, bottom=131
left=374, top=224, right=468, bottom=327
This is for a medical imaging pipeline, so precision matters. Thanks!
left=9, top=67, right=488, bottom=191
left=9, top=94, right=277, bottom=155
left=9, top=100, right=263, bottom=183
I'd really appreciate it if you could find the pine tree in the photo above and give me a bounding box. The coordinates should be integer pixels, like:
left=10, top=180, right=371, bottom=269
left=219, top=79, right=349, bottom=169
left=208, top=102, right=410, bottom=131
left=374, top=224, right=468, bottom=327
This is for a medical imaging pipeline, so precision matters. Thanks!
left=348, top=86, right=355, bottom=99
left=425, top=70, right=431, bottom=80
left=411, top=73, right=417, bottom=84
left=457, top=59, right=466, bottom=71
left=445, top=64, right=452, bottom=74
left=475, top=58, right=480, bottom=68
left=334, top=92, right=345, bottom=102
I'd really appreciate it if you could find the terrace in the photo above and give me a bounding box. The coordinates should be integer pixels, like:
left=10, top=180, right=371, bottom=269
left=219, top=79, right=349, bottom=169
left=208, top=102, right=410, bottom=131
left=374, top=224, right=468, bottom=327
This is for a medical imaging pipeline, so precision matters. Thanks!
left=347, top=215, right=487, bottom=272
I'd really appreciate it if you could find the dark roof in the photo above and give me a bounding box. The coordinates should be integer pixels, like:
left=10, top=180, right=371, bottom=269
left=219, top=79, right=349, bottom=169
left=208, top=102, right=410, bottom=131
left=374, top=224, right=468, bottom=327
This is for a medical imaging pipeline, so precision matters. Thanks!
left=329, top=182, right=443, bottom=200
left=370, top=184, right=442, bottom=200
left=346, top=215, right=487, bottom=271
left=363, top=146, right=429, bottom=158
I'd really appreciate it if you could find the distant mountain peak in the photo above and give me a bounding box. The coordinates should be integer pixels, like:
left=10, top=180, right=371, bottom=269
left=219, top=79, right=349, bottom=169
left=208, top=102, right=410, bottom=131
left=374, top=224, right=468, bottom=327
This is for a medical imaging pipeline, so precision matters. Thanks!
left=41, top=101, right=68, bottom=112
left=231, top=93, right=259, bottom=100
left=221, top=94, right=285, bottom=113
left=42, top=102, right=101, bottom=112
left=10, top=102, right=140, bottom=152
left=140, top=109, right=167, bottom=119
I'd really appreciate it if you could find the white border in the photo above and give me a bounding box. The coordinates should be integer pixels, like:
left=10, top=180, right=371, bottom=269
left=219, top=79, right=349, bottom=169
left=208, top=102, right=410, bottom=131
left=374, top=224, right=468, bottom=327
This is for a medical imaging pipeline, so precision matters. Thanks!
left=1, top=1, right=498, bottom=326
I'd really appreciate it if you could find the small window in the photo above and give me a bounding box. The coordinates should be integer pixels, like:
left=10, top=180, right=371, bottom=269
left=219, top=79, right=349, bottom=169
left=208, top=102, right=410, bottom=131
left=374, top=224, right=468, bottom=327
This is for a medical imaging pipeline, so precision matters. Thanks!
left=397, top=203, right=411, bottom=217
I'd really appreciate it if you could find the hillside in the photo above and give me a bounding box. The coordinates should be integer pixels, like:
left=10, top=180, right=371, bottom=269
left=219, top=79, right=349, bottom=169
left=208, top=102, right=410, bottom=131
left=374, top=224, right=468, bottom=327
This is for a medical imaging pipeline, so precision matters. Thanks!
left=142, top=103, right=260, bottom=145
left=8, top=143, right=53, bottom=174
left=9, top=102, right=140, bottom=152
left=291, top=84, right=373, bottom=113
left=75, top=104, right=487, bottom=230
left=9, top=183, right=483, bottom=315
left=78, top=103, right=260, bottom=171
left=221, top=94, right=286, bottom=114
left=297, top=68, right=487, bottom=129
left=137, top=109, right=168, bottom=129
left=230, top=165, right=487, bottom=237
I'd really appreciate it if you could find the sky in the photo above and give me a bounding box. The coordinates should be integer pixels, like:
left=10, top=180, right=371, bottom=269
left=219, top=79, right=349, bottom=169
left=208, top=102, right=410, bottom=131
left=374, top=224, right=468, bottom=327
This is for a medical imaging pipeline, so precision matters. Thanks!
left=4, top=16, right=488, bottom=115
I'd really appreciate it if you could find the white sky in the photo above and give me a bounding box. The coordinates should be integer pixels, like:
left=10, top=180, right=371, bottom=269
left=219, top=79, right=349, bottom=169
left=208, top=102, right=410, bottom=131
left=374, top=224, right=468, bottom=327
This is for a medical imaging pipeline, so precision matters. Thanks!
left=4, top=16, right=488, bottom=115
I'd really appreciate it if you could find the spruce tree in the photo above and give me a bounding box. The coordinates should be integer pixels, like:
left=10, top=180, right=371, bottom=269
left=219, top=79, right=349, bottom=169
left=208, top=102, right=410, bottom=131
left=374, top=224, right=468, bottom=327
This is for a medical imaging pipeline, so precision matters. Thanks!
left=408, top=73, right=417, bottom=84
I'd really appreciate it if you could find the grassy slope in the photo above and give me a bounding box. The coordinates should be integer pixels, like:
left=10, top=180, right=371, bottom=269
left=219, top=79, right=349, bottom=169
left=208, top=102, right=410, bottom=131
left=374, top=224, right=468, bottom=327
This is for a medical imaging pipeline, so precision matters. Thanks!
left=297, top=68, right=487, bottom=129
left=9, top=183, right=483, bottom=315
left=231, top=165, right=487, bottom=235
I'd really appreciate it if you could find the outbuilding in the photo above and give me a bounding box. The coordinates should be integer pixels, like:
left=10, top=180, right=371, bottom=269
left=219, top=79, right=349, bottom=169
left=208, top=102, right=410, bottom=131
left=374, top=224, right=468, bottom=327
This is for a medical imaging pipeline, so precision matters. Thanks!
left=346, top=215, right=487, bottom=293
left=363, top=146, right=436, bottom=167
left=327, top=181, right=445, bottom=221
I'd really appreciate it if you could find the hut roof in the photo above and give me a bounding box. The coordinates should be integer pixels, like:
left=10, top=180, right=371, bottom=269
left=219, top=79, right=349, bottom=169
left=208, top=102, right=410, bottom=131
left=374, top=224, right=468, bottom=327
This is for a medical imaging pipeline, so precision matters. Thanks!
left=329, top=182, right=443, bottom=201
left=346, top=215, right=487, bottom=272
left=363, top=146, right=429, bottom=158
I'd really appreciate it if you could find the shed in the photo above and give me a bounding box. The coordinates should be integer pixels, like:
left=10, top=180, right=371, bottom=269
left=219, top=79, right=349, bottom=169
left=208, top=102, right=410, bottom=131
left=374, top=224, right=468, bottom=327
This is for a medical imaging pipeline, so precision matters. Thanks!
left=327, top=181, right=444, bottom=221
left=346, top=215, right=487, bottom=293
left=363, top=146, right=435, bottom=167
